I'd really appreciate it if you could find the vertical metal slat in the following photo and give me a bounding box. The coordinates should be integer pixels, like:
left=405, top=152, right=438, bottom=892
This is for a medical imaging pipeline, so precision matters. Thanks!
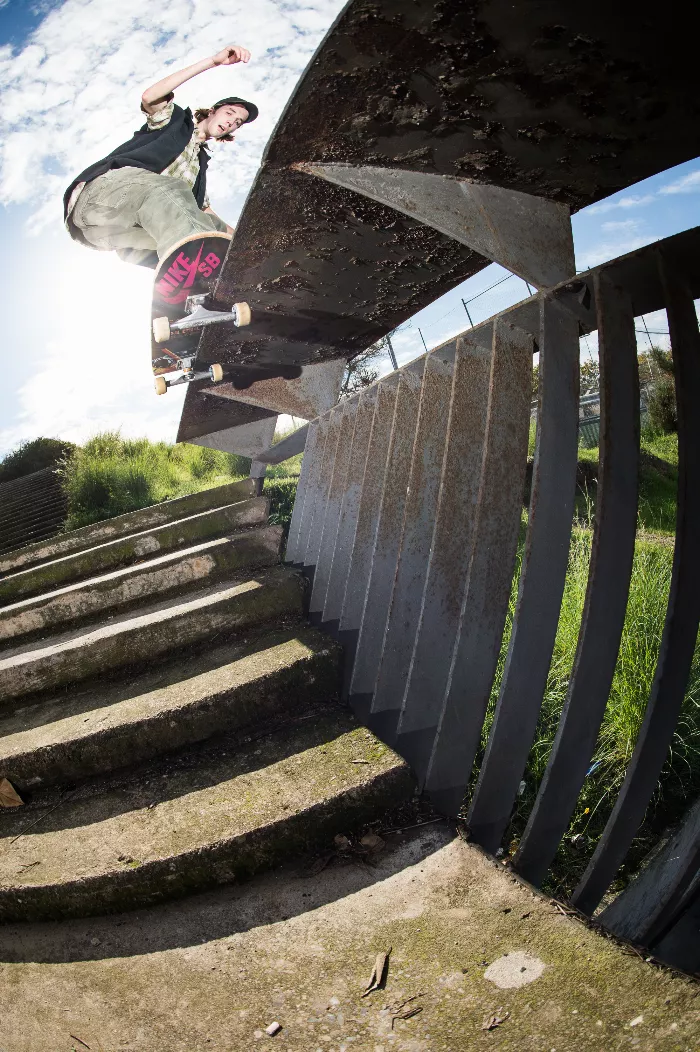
left=338, top=376, right=401, bottom=685
left=293, top=414, right=332, bottom=568
left=368, top=351, right=455, bottom=743
left=323, top=386, right=379, bottom=628
left=572, top=257, right=700, bottom=914
left=285, top=420, right=319, bottom=563
left=598, top=796, right=700, bottom=946
left=514, top=270, right=640, bottom=887
left=309, top=398, right=359, bottom=621
left=467, top=298, right=579, bottom=851
left=348, top=362, right=425, bottom=717
left=302, top=404, right=345, bottom=573
left=394, top=335, right=493, bottom=782
left=424, top=319, right=533, bottom=817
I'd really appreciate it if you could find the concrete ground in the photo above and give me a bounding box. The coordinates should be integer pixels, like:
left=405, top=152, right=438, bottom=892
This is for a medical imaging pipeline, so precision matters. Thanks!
left=0, top=826, right=697, bottom=1052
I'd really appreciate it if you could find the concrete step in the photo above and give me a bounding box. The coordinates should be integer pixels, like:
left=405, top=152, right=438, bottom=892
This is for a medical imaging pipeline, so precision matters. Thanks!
left=0, top=525, right=283, bottom=645
left=0, top=478, right=255, bottom=576
left=0, top=496, right=268, bottom=605
left=2, top=824, right=694, bottom=1050
left=0, top=709, right=413, bottom=921
left=0, top=567, right=304, bottom=704
left=0, top=627, right=340, bottom=791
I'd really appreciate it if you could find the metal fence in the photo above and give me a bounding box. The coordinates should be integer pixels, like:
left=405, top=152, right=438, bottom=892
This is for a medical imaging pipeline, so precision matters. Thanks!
left=277, top=227, right=700, bottom=955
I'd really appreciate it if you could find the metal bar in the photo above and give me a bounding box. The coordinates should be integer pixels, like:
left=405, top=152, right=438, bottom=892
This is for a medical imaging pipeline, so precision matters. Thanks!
left=323, top=386, right=379, bottom=627
left=291, top=414, right=332, bottom=567
left=598, top=796, right=700, bottom=945
left=418, top=328, right=428, bottom=353
left=302, top=403, right=345, bottom=572
left=514, top=271, right=640, bottom=887
left=468, top=298, right=580, bottom=852
left=386, top=335, right=398, bottom=371
left=462, top=299, right=474, bottom=326
left=256, top=423, right=309, bottom=465
left=284, top=419, right=319, bottom=564
left=367, top=350, right=455, bottom=743
left=572, top=256, right=700, bottom=914
left=338, top=377, right=401, bottom=643
left=309, top=399, right=359, bottom=620
left=395, top=334, right=493, bottom=783
left=348, top=362, right=425, bottom=716
left=423, top=319, right=533, bottom=817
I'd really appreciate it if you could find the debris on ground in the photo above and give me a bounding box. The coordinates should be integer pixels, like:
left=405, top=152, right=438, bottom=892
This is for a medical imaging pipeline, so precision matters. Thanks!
left=359, top=833, right=385, bottom=853
left=264, top=1022, right=282, bottom=1036
left=481, top=1009, right=509, bottom=1031
left=0, top=778, right=24, bottom=808
left=389, top=993, right=425, bottom=1029
left=333, top=834, right=351, bottom=851
left=69, top=1036, right=91, bottom=1049
left=362, top=948, right=391, bottom=996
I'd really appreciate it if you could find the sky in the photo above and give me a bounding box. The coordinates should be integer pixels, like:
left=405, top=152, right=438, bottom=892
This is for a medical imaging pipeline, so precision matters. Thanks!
left=0, top=0, right=698, bottom=457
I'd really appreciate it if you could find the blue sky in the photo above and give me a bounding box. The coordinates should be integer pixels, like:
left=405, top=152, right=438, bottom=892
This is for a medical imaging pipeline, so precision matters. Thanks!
left=0, top=0, right=698, bottom=456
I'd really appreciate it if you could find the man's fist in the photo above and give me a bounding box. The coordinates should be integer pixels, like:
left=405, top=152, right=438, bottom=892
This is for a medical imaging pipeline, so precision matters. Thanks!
left=213, top=45, right=250, bottom=66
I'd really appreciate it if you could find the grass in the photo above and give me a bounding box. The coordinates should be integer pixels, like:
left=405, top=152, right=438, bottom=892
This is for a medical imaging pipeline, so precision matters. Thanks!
left=61, top=431, right=251, bottom=530
left=479, top=427, right=699, bottom=899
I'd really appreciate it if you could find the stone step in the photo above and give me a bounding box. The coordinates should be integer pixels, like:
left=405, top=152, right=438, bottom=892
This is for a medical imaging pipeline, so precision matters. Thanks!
left=0, top=709, right=413, bottom=921
left=0, top=567, right=303, bottom=704
left=0, top=478, right=255, bottom=577
left=0, top=627, right=340, bottom=791
left=0, top=525, right=283, bottom=645
left=0, top=496, right=268, bottom=605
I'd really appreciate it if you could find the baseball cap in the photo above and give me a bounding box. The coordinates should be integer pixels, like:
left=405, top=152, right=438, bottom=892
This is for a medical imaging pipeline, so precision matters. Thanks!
left=212, top=97, right=258, bottom=124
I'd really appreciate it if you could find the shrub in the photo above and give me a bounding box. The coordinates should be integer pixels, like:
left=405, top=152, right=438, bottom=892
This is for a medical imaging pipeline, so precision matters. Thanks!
left=62, top=432, right=248, bottom=530
left=647, top=377, right=677, bottom=433
left=264, top=477, right=299, bottom=538
left=0, top=437, right=77, bottom=484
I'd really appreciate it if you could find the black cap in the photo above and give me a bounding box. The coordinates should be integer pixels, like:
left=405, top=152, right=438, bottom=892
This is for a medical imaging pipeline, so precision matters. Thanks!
left=212, top=96, right=258, bottom=124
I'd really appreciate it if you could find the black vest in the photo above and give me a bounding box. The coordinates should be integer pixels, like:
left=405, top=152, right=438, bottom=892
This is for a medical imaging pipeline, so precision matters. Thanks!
left=63, top=104, right=209, bottom=221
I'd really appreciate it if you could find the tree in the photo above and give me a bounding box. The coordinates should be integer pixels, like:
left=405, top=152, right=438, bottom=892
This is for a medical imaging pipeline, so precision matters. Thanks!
left=645, top=346, right=677, bottom=433
left=340, top=339, right=388, bottom=398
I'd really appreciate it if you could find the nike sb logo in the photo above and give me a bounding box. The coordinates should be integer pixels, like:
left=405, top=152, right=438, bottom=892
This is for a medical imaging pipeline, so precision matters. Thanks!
left=155, top=245, right=222, bottom=304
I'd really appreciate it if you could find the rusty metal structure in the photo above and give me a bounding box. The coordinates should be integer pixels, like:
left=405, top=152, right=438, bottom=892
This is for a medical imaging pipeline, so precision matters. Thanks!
left=173, top=1, right=700, bottom=963
left=281, top=228, right=700, bottom=964
left=177, top=0, right=699, bottom=457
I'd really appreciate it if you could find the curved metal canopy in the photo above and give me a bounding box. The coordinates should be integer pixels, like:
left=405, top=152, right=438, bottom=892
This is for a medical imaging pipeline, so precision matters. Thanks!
left=178, top=0, right=699, bottom=450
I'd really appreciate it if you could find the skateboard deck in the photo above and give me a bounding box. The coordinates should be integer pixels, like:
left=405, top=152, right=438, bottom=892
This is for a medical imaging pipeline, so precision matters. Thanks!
left=150, top=232, right=251, bottom=395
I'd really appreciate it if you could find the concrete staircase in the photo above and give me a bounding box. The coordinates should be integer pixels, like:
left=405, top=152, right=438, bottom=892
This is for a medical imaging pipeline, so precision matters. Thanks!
left=0, top=480, right=413, bottom=922
left=0, top=481, right=695, bottom=1051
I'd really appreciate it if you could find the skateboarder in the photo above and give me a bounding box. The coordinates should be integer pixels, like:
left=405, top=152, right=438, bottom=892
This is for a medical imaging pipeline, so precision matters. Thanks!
left=63, top=44, right=258, bottom=268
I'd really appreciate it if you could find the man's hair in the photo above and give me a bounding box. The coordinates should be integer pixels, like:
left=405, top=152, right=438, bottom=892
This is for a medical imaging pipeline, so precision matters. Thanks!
left=194, top=97, right=258, bottom=141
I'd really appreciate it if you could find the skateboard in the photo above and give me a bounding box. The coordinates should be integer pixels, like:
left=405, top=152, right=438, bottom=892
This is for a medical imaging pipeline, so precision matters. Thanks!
left=151, top=232, right=251, bottom=395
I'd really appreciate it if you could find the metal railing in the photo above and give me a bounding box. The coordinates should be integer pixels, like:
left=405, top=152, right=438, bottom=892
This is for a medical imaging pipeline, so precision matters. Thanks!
left=278, top=227, right=700, bottom=955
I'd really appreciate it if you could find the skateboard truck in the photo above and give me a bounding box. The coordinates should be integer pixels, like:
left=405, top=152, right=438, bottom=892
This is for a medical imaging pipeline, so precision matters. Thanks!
left=152, top=294, right=251, bottom=344
left=153, top=353, right=224, bottom=395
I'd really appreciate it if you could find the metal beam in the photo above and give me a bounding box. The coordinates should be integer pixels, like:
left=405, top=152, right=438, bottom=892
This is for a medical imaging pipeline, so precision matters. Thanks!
left=299, top=165, right=575, bottom=289
left=204, top=359, right=346, bottom=420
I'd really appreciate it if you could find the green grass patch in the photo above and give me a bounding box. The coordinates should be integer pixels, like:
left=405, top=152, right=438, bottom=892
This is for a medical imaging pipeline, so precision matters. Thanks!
left=61, top=431, right=250, bottom=530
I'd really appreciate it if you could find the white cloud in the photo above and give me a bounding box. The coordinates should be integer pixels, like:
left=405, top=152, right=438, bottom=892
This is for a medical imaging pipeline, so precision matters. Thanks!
left=659, top=169, right=700, bottom=195
left=0, top=0, right=345, bottom=454
left=586, top=193, right=655, bottom=215
left=577, top=233, right=653, bottom=271
left=600, top=218, right=642, bottom=233
left=0, top=0, right=346, bottom=228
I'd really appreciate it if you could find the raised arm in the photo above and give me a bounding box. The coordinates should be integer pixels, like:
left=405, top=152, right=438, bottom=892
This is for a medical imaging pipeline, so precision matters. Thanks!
left=141, top=45, right=251, bottom=113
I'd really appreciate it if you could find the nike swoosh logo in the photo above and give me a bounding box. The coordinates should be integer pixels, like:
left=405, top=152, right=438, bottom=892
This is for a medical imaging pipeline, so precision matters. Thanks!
left=184, top=243, right=205, bottom=290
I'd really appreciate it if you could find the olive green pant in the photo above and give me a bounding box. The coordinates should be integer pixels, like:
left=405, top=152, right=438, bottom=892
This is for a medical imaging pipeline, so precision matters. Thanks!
left=69, top=167, right=227, bottom=266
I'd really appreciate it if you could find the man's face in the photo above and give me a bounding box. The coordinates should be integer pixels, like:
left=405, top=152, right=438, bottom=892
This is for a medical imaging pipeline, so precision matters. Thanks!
left=204, top=103, right=249, bottom=140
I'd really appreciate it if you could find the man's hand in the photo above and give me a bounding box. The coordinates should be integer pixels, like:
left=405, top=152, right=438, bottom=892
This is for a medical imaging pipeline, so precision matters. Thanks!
left=212, top=44, right=250, bottom=66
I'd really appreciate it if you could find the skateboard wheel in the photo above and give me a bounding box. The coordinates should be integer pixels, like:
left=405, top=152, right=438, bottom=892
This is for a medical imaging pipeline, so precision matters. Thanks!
left=153, top=317, right=171, bottom=343
left=210, top=363, right=224, bottom=383
left=234, top=301, right=251, bottom=327
left=154, top=376, right=168, bottom=396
